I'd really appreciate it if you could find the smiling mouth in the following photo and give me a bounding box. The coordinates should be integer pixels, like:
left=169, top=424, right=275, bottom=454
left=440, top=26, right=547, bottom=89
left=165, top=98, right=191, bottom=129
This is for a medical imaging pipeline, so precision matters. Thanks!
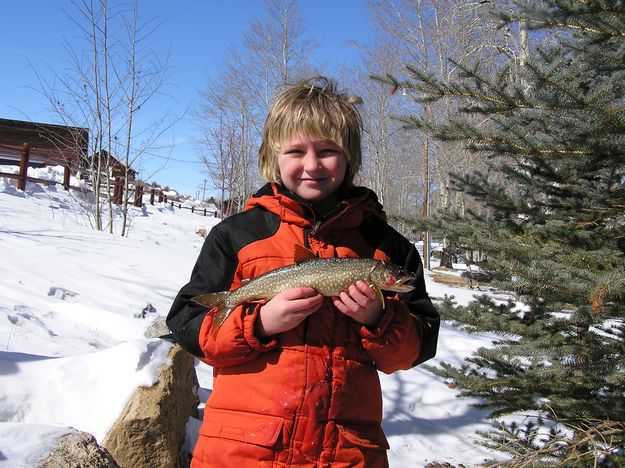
left=301, top=178, right=326, bottom=183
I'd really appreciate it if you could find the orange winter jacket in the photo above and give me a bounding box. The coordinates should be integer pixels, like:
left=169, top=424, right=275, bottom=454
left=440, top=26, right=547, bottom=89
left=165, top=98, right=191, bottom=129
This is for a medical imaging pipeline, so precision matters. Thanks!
left=167, top=183, right=440, bottom=467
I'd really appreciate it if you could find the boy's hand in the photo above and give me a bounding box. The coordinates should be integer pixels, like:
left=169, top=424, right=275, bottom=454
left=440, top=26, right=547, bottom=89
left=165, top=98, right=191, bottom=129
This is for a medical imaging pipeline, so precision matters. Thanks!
left=255, top=287, right=324, bottom=338
left=332, top=281, right=384, bottom=327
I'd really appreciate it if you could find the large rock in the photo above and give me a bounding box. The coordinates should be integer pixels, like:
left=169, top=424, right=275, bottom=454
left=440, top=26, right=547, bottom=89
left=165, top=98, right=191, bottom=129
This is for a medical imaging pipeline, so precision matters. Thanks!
left=102, top=342, right=198, bottom=468
left=38, top=431, right=119, bottom=468
left=144, top=317, right=173, bottom=339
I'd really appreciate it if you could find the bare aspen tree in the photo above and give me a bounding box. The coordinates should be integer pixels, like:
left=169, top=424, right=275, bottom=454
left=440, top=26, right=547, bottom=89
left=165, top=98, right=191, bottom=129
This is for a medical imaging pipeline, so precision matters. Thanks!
left=357, top=47, right=398, bottom=206
left=88, top=0, right=105, bottom=231
left=355, top=63, right=423, bottom=241
left=198, top=109, right=239, bottom=217
left=118, top=1, right=171, bottom=236
left=37, top=0, right=172, bottom=236
left=366, top=0, right=512, bottom=266
left=366, top=0, right=440, bottom=268
left=35, top=0, right=109, bottom=230
left=196, top=64, right=257, bottom=214
left=244, top=0, right=313, bottom=113
left=196, top=0, right=314, bottom=215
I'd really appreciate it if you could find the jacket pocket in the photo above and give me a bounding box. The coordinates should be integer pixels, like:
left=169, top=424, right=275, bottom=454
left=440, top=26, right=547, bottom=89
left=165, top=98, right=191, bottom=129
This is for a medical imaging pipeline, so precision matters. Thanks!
left=336, top=421, right=390, bottom=451
left=200, top=408, right=284, bottom=448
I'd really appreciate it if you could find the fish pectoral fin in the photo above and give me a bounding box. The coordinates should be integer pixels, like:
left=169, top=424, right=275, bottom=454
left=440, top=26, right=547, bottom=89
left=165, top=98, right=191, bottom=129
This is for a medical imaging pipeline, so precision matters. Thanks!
left=371, top=285, right=386, bottom=310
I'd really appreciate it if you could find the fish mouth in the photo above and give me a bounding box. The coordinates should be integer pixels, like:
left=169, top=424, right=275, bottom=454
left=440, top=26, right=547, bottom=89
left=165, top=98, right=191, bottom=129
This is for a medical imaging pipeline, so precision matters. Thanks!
left=387, top=275, right=416, bottom=292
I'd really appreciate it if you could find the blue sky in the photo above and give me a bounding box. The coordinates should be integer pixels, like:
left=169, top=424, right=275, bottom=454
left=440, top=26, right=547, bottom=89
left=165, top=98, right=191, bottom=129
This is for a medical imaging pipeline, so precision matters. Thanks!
left=0, top=1, right=371, bottom=198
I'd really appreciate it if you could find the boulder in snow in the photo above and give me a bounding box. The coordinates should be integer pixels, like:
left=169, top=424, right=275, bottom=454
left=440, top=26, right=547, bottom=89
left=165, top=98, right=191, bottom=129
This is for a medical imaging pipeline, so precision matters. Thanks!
left=38, top=430, right=119, bottom=468
left=102, top=343, right=198, bottom=468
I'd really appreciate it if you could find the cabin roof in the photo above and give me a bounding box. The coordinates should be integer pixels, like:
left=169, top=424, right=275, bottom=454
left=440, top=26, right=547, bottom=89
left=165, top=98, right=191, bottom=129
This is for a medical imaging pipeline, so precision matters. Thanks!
left=0, top=117, right=89, bottom=166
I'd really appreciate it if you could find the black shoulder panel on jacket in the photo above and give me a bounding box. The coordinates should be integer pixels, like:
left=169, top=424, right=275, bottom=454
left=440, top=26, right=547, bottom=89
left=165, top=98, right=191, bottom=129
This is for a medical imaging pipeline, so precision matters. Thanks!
left=166, top=207, right=280, bottom=357
left=359, top=217, right=440, bottom=366
left=358, top=217, right=411, bottom=265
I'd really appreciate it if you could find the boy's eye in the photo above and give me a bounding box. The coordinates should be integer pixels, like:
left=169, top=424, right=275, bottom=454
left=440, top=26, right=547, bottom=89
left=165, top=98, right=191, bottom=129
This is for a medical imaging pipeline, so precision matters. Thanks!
left=280, top=144, right=342, bottom=156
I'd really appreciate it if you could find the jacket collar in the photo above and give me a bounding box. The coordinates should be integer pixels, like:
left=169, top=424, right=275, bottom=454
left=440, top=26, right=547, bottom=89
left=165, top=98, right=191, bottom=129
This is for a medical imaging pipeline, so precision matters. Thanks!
left=244, top=182, right=386, bottom=230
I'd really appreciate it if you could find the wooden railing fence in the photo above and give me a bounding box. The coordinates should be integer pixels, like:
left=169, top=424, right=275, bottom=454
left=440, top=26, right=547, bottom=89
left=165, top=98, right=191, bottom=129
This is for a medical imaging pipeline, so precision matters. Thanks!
left=1, top=154, right=219, bottom=217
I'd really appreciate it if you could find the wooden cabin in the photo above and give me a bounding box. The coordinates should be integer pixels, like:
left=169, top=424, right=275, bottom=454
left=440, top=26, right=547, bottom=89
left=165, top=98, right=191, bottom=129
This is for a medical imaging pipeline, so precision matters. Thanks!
left=91, top=149, right=137, bottom=181
left=0, top=118, right=88, bottom=187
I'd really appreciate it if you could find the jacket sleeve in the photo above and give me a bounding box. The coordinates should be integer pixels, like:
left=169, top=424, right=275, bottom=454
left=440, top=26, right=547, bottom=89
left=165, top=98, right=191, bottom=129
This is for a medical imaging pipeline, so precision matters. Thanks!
left=358, top=238, right=440, bottom=373
left=166, top=223, right=277, bottom=367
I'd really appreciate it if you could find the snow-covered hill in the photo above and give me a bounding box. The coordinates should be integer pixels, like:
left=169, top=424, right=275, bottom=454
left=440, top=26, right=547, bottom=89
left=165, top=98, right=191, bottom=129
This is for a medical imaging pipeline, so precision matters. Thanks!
left=0, top=166, right=503, bottom=467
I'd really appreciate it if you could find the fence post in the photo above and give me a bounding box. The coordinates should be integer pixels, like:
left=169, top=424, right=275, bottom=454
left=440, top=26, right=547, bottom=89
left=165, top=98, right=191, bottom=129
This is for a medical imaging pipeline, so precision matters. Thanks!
left=114, top=177, right=123, bottom=205
left=134, top=184, right=143, bottom=207
left=203, top=208, right=206, bottom=216
left=113, top=178, right=119, bottom=203
left=17, top=143, right=30, bottom=191
left=63, top=166, right=70, bottom=190
left=150, top=187, right=155, bottom=205
left=191, top=206, right=194, bottom=213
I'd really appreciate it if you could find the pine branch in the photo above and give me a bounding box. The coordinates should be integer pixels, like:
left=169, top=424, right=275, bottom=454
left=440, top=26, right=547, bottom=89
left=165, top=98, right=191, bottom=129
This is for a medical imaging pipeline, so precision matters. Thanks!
left=483, top=415, right=625, bottom=467
left=385, top=1, right=625, bottom=463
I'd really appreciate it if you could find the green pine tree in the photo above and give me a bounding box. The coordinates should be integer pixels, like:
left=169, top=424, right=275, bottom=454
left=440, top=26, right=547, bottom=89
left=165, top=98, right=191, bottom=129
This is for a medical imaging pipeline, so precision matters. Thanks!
left=382, top=1, right=625, bottom=464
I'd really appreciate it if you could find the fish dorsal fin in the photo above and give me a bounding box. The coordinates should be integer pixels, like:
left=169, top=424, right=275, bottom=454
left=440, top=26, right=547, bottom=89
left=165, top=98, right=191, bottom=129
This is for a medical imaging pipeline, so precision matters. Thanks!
left=293, top=244, right=316, bottom=264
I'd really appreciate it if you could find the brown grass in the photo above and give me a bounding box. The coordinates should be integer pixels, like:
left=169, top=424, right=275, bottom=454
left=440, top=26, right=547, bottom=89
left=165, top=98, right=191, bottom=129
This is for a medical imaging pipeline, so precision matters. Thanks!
left=430, top=273, right=471, bottom=288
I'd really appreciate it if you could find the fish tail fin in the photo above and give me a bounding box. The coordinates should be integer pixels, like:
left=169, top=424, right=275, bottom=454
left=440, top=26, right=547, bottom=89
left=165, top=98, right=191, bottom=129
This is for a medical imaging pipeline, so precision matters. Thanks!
left=191, top=292, right=231, bottom=337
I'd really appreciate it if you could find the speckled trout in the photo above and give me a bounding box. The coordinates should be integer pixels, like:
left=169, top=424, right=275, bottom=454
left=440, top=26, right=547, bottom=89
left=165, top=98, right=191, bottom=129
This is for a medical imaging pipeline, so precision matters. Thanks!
left=192, top=247, right=416, bottom=336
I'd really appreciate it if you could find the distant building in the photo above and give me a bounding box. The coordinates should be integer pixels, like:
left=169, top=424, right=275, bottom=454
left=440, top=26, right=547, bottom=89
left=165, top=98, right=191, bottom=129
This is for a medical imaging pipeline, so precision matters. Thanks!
left=91, top=149, right=137, bottom=181
left=0, top=117, right=88, bottom=171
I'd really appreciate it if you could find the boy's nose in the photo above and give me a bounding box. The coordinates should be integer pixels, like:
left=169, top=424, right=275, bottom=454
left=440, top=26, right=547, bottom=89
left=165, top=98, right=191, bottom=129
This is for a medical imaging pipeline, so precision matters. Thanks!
left=303, top=152, right=321, bottom=171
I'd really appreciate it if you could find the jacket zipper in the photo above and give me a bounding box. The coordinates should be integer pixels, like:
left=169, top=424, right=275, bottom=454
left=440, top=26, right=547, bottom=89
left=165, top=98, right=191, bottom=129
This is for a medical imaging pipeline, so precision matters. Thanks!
left=310, top=220, right=322, bottom=237
left=308, top=203, right=348, bottom=244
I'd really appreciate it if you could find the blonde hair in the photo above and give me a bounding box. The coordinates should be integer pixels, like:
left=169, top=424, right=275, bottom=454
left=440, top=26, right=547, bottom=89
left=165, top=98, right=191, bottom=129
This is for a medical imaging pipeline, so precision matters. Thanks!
left=258, top=77, right=363, bottom=186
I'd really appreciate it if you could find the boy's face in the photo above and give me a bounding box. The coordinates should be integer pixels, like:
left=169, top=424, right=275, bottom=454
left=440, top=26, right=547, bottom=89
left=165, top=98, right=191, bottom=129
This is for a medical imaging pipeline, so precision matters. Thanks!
left=278, top=134, right=347, bottom=203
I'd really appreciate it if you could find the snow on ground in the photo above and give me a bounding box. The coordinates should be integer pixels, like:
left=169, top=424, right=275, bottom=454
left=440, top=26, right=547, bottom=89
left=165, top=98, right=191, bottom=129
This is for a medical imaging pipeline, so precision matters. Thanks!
left=0, top=166, right=504, bottom=467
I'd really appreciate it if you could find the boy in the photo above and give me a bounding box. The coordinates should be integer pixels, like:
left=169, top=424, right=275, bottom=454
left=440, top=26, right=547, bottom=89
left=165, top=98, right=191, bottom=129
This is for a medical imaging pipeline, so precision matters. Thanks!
left=167, top=77, right=440, bottom=467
